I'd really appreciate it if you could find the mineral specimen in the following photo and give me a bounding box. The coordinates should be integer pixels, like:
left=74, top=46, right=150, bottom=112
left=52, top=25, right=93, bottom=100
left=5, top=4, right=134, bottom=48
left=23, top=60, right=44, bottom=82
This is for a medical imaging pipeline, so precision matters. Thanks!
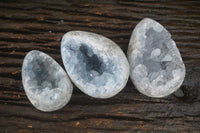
left=61, top=31, right=129, bottom=98
left=127, top=18, right=185, bottom=97
left=22, top=50, right=73, bottom=112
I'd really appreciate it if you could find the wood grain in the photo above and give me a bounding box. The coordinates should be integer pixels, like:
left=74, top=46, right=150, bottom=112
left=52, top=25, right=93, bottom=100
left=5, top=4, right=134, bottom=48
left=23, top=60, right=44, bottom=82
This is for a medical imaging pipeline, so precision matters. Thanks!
left=0, top=0, right=200, bottom=132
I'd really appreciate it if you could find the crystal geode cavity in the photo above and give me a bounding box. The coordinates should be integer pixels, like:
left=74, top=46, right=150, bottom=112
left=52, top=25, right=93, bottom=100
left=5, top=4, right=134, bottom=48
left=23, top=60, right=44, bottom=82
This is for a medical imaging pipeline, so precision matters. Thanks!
left=61, top=31, right=129, bottom=98
left=22, top=50, right=73, bottom=112
left=127, top=18, right=185, bottom=97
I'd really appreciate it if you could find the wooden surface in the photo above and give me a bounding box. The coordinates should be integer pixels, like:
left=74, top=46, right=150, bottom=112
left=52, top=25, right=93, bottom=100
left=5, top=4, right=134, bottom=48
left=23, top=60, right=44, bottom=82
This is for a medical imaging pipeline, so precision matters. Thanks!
left=0, top=0, right=200, bottom=132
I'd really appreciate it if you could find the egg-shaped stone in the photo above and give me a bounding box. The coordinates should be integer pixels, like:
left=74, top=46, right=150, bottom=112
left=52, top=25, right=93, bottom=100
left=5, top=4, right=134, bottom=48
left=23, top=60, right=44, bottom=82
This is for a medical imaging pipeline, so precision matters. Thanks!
left=61, top=31, right=129, bottom=98
left=22, top=50, right=73, bottom=112
left=127, top=18, right=185, bottom=98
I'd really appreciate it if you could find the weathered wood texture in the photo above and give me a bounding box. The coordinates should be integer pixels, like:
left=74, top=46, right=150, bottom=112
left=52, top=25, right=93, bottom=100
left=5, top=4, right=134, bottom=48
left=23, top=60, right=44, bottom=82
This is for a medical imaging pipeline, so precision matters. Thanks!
left=0, top=0, right=200, bottom=132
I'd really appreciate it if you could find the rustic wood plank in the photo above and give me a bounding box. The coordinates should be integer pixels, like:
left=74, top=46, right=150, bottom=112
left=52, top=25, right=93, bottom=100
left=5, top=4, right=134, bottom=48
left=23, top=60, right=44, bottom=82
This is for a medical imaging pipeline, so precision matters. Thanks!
left=0, top=0, right=200, bottom=132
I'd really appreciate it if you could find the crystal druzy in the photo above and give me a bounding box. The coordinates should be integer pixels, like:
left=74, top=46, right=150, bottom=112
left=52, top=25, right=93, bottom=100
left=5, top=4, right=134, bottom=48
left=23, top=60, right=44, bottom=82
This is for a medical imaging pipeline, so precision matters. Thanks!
left=22, top=50, right=73, bottom=112
left=127, top=18, right=185, bottom=97
left=61, top=31, right=129, bottom=98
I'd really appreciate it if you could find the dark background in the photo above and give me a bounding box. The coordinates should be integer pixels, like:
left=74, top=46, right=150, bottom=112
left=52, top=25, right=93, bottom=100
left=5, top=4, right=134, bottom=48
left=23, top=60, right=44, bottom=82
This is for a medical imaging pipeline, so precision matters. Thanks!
left=0, top=0, right=200, bottom=132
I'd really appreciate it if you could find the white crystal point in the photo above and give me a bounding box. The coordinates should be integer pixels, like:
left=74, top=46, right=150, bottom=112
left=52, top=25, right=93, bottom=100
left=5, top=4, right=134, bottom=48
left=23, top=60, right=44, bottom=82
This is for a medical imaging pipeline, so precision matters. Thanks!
left=22, top=50, right=73, bottom=112
left=127, top=18, right=186, bottom=98
left=61, top=31, right=129, bottom=98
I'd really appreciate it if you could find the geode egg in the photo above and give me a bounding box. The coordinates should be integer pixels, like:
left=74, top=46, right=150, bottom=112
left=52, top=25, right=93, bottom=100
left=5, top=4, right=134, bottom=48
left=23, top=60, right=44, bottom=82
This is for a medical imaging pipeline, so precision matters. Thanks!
left=61, top=31, right=129, bottom=98
left=127, top=18, right=185, bottom=98
left=22, top=50, right=73, bottom=112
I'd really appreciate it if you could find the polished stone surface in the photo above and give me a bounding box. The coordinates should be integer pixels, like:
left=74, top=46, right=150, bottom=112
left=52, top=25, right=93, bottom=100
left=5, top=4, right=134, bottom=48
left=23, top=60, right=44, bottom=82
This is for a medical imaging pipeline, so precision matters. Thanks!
left=128, top=18, right=185, bottom=97
left=61, top=31, right=129, bottom=98
left=22, top=50, right=73, bottom=112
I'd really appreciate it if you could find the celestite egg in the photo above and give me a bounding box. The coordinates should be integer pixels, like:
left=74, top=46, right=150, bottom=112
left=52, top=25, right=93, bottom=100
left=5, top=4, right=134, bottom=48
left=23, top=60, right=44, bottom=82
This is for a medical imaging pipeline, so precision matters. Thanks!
left=22, top=50, right=73, bottom=112
left=127, top=18, right=185, bottom=97
left=61, top=31, right=129, bottom=98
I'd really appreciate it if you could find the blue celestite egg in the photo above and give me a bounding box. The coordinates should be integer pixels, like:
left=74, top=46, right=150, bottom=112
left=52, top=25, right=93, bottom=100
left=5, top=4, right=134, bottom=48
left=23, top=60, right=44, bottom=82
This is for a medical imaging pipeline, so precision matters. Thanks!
left=61, top=31, right=129, bottom=98
left=127, top=18, right=185, bottom=97
left=22, top=50, right=73, bottom=112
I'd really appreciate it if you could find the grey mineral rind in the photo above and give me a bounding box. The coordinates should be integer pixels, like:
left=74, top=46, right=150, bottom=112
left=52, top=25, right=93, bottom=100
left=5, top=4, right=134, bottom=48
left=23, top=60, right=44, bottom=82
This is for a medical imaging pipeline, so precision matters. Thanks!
left=61, top=31, right=130, bottom=98
left=128, top=18, right=186, bottom=98
left=22, top=50, right=73, bottom=112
